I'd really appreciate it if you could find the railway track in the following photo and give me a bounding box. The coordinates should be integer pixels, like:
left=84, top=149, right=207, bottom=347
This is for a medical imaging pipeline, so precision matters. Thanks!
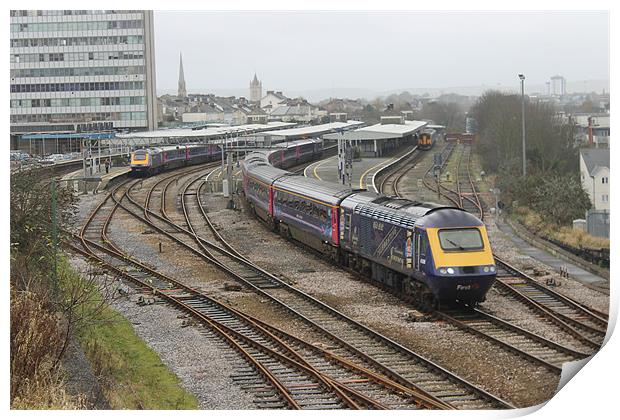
left=419, top=143, right=483, bottom=219
left=494, top=257, right=607, bottom=349
left=108, top=166, right=513, bottom=410
left=454, top=145, right=484, bottom=218
left=73, top=173, right=454, bottom=410
left=373, top=143, right=606, bottom=371
left=378, top=149, right=425, bottom=197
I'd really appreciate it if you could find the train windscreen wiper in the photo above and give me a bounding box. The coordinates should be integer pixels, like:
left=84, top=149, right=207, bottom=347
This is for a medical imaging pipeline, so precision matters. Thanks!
left=446, top=238, right=466, bottom=251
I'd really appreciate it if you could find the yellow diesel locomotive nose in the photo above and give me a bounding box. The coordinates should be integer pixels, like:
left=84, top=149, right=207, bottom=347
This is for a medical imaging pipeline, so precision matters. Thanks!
left=131, top=152, right=149, bottom=166
left=427, top=225, right=495, bottom=270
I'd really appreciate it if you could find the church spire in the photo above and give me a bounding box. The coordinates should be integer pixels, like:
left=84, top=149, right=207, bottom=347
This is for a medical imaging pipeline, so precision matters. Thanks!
left=178, top=52, right=187, bottom=98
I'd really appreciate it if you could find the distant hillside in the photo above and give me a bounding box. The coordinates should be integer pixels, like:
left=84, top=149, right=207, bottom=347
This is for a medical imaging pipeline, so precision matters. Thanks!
left=157, top=79, right=609, bottom=102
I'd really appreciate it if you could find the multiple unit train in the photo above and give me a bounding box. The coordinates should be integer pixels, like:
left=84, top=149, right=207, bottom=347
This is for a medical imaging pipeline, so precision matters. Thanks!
left=129, top=138, right=323, bottom=176
left=417, top=129, right=437, bottom=150
left=242, top=146, right=496, bottom=307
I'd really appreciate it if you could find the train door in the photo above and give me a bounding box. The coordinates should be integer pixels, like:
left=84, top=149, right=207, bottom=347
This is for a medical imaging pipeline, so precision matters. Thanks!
left=414, top=230, right=421, bottom=270
left=414, top=228, right=428, bottom=271
left=340, top=209, right=352, bottom=246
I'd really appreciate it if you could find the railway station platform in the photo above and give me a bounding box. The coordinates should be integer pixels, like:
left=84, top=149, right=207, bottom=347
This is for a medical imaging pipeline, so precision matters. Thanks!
left=495, top=218, right=608, bottom=290
left=304, top=145, right=416, bottom=191
left=61, top=165, right=130, bottom=193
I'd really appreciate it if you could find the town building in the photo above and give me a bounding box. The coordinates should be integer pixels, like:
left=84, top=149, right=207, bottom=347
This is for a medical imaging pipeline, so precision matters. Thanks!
left=249, top=73, right=262, bottom=102
left=550, top=75, right=566, bottom=96
left=268, top=98, right=327, bottom=124
left=320, top=98, right=365, bottom=119
left=260, top=90, right=288, bottom=111
left=580, top=148, right=610, bottom=211
left=10, top=10, right=158, bottom=154
left=579, top=148, right=610, bottom=238
left=571, top=114, right=610, bottom=148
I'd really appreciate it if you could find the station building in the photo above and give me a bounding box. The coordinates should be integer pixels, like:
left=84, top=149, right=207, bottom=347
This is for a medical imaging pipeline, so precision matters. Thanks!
left=324, top=115, right=427, bottom=157
left=10, top=10, right=157, bottom=154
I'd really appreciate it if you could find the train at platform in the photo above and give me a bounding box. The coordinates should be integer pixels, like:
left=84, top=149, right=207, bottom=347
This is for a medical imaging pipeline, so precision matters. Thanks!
left=241, top=146, right=496, bottom=308
left=417, top=129, right=437, bottom=151
left=129, top=138, right=323, bottom=176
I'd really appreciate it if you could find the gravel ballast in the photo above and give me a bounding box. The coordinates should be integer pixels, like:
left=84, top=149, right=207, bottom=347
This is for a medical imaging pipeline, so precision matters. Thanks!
left=66, top=164, right=608, bottom=410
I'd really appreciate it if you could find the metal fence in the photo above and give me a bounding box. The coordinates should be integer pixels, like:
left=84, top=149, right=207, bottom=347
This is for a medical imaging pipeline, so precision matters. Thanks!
left=586, top=209, right=610, bottom=238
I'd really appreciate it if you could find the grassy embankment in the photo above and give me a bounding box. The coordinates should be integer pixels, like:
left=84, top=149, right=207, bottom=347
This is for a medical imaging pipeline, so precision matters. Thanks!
left=60, top=257, right=199, bottom=409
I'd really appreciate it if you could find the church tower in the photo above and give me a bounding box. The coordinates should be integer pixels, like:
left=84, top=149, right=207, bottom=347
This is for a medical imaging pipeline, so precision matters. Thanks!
left=250, top=73, right=262, bottom=102
left=178, top=53, right=187, bottom=98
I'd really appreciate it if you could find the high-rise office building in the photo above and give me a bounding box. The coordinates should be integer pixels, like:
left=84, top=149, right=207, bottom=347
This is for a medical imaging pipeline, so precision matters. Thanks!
left=9, top=10, right=157, bottom=153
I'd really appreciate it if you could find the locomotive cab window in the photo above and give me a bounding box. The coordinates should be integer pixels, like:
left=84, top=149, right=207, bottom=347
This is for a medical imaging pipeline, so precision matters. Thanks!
left=134, top=151, right=146, bottom=160
left=438, top=228, right=484, bottom=252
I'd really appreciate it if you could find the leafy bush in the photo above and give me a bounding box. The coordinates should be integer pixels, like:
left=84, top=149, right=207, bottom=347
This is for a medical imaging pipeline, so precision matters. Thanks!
left=499, top=174, right=590, bottom=226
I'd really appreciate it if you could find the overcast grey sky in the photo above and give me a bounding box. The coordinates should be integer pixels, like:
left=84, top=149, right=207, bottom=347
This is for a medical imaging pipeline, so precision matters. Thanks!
left=154, top=10, right=609, bottom=98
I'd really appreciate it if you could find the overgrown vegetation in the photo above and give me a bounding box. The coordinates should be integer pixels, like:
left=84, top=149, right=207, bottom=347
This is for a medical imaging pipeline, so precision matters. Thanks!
left=514, top=207, right=609, bottom=250
left=10, top=170, right=82, bottom=408
left=470, top=91, right=593, bottom=230
left=10, top=170, right=197, bottom=409
left=10, top=287, right=85, bottom=409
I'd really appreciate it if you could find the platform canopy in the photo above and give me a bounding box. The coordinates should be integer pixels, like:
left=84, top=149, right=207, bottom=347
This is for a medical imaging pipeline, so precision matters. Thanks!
left=116, top=121, right=296, bottom=141
left=324, top=120, right=427, bottom=141
left=258, top=120, right=365, bottom=140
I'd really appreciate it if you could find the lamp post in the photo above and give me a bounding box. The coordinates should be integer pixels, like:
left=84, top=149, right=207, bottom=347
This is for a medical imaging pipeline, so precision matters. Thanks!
left=518, top=74, right=526, bottom=177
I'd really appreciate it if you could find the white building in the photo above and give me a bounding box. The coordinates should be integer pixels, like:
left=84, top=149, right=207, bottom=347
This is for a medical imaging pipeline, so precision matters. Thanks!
left=260, top=90, right=287, bottom=111
left=10, top=10, right=157, bottom=152
left=580, top=148, right=610, bottom=211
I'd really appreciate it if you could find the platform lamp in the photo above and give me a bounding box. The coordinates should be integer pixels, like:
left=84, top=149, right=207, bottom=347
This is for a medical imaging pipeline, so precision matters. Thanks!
left=518, top=74, right=526, bottom=177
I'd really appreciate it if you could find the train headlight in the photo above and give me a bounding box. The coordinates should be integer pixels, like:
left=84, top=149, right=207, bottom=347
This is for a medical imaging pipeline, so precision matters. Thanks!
left=439, top=268, right=447, bottom=274
left=483, top=266, right=490, bottom=273
left=490, top=266, right=496, bottom=273
left=446, top=267, right=455, bottom=275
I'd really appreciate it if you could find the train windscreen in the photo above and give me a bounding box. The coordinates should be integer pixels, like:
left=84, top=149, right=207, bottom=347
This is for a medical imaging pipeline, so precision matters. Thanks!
left=438, top=228, right=484, bottom=251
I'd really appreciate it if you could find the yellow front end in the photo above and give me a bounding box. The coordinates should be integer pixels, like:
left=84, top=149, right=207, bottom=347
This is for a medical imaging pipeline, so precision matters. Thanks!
left=426, top=225, right=495, bottom=270
left=131, top=152, right=149, bottom=167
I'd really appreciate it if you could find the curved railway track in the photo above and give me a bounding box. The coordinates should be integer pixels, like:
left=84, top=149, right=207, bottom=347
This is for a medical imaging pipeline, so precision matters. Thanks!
left=76, top=187, right=368, bottom=409
left=104, top=165, right=513, bottom=410
left=373, top=142, right=606, bottom=371
left=378, top=148, right=424, bottom=197
left=63, top=160, right=517, bottom=410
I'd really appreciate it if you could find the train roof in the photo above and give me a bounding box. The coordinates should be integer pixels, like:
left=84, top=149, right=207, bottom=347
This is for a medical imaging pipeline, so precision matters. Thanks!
left=276, top=138, right=322, bottom=148
left=355, top=202, right=420, bottom=229
left=340, top=191, right=382, bottom=210
left=418, top=207, right=484, bottom=228
left=273, top=175, right=354, bottom=206
left=133, top=144, right=188, bottom=153
left=354, top=201, right=483, bottom=229
left=246, top=163, right=288, bottom=185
